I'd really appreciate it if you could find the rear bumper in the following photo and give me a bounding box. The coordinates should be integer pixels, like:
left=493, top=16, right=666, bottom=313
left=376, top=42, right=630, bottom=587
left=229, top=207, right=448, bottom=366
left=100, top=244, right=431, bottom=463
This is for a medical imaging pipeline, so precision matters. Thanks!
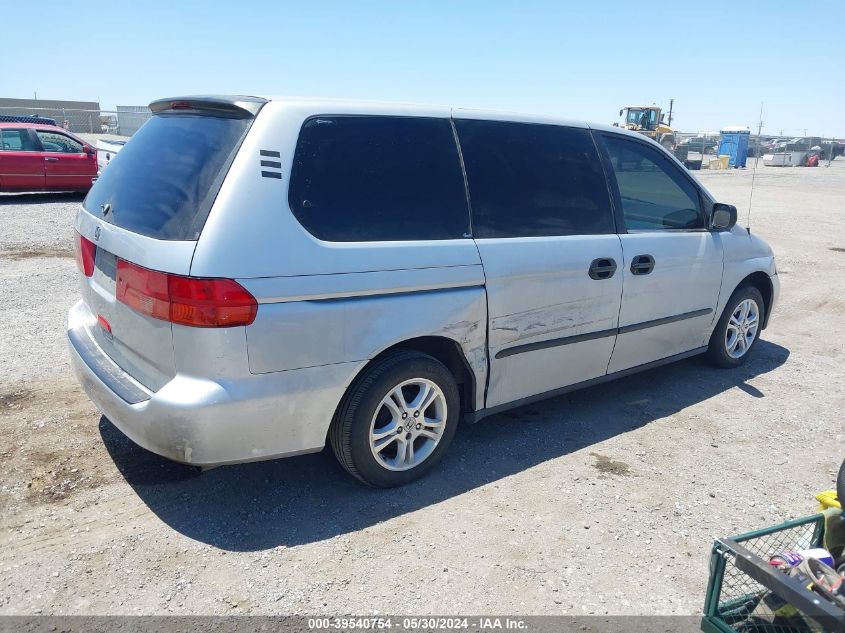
left=67, top=300, right=359, bottom=466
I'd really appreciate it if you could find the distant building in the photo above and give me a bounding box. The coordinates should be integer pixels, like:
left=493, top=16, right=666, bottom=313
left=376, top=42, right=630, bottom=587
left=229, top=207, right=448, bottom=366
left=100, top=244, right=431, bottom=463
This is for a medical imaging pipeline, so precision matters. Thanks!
left=0, top=97, right=100, bottom=111
left=115, top=105, right=152, bottom=136
left=0, top=98, right=151, bottom=137
left=0, top=97, right=101, bottom=133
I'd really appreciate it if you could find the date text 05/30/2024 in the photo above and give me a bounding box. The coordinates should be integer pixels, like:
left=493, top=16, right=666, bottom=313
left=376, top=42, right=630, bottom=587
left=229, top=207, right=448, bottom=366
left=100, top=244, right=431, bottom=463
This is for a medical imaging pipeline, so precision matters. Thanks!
left=307, top=617, right=528, bottom=630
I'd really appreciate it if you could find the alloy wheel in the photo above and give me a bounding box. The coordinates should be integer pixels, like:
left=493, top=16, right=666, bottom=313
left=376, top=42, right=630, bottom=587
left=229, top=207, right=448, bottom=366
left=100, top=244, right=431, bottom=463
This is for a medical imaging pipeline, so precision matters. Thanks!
left=368, top=378, right=447, bottom=472
left=725, top=298, right=760, bottom=359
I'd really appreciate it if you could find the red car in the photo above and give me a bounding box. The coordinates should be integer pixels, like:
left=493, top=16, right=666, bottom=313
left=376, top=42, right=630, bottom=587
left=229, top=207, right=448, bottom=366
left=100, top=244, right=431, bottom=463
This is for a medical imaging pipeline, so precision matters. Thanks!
left=0, top=123, right=98, bottom=192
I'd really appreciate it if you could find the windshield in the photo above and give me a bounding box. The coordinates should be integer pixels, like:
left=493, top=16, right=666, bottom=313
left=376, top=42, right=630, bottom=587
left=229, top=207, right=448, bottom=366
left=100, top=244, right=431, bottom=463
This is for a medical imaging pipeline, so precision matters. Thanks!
left=84, top=114, right=252, bottom=240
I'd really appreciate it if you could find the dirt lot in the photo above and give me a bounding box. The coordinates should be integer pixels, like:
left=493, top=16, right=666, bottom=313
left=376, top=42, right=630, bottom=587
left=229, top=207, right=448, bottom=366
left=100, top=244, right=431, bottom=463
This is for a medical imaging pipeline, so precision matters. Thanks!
left=1, top=162, right=843, bottom=616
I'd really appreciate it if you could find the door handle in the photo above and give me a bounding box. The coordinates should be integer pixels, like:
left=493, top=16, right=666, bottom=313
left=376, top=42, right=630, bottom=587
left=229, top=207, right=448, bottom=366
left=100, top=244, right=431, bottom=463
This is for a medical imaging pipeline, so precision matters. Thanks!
left=630, top=254, right=655, bottom=275
left=44, top=157, right=59, bottom=162
left=588, top=257, right=617, bottom=280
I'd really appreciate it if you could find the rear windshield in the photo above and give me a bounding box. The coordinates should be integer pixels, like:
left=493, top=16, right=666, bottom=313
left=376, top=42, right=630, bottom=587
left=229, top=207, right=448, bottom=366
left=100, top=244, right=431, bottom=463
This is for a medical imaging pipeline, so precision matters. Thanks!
left=84, top=114, right=251, bottom=240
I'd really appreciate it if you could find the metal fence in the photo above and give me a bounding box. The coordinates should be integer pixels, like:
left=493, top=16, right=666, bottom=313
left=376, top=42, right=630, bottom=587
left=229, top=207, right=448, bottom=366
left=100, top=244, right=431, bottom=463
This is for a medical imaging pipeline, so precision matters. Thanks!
left=0, top=106, right=151, bottom=137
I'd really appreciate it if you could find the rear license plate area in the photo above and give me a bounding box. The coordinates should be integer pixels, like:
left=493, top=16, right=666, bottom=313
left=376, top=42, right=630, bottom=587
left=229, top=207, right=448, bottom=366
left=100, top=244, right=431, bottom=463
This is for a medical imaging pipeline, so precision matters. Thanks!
left=93, top=248, right=117, bottom=293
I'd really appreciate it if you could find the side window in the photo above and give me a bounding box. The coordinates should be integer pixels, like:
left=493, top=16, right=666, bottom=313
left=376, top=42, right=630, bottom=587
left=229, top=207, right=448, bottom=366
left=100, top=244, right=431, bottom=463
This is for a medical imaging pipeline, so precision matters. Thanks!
left=288, top=116, right=469, bottom=242
left=35, top=130, right=83, bottom=153
left=454, top=119, right=615, bottom=238
left=603, top=135, right=704, bottom=231
left=1, top=129, right=38, bottom=151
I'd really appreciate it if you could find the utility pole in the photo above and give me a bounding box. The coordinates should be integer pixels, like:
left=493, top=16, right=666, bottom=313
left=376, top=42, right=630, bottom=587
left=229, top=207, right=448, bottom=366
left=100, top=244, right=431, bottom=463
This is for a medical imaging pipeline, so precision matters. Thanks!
left=667, top=99, right=674, bottom=128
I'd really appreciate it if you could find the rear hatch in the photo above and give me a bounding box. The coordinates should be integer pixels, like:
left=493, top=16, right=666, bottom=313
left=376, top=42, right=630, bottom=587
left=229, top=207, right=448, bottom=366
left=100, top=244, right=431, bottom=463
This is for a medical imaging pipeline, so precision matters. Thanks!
left=75, top=96, right=265, bottom=391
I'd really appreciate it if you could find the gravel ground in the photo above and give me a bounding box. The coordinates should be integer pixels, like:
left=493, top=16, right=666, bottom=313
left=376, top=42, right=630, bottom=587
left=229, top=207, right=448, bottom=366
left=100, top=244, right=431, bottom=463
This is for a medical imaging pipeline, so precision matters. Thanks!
left=1, top=162, right=844, bottom=616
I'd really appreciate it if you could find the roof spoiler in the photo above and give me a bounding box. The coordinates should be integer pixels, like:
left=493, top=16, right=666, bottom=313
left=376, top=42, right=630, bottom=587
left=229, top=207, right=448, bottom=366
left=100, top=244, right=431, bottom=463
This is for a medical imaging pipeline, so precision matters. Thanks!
left=148, top=95, right=268, bottom=118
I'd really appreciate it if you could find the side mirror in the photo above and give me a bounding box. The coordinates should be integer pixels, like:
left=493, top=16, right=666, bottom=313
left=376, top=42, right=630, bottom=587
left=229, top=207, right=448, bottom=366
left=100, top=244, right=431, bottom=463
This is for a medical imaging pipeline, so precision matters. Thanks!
left=83, top=144, right=95, bottom=155
left=619, top=109, right=624, bottom=117
left=710, top=203, right=737, bottom=231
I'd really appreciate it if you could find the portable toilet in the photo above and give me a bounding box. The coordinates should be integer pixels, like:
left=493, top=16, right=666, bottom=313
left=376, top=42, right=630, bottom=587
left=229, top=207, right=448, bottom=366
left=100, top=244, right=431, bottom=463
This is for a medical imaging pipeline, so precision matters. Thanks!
left=718, top=126, right=751, bottom=168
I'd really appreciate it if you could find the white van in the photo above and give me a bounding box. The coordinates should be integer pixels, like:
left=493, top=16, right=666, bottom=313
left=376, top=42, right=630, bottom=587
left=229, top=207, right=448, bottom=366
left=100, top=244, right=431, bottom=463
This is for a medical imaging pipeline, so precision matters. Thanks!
left=95, top=138, right=126, bottom=173
left=69, top=96, right=778, bottom=487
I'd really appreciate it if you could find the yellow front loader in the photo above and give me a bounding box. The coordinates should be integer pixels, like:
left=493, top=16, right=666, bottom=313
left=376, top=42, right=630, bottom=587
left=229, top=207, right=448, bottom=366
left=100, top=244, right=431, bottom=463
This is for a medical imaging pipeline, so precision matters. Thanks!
left=617, top=105, right=676, bottom=150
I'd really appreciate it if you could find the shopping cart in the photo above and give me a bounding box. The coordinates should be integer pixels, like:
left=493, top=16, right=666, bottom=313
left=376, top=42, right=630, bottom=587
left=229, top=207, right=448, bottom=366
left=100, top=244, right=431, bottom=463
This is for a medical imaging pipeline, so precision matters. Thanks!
left=702, top=512, right=845, bottom=633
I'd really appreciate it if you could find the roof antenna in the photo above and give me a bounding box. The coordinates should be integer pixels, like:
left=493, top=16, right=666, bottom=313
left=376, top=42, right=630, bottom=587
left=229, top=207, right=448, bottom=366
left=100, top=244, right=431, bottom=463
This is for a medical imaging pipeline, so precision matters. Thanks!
left=747, top=101, right=764, bottom=235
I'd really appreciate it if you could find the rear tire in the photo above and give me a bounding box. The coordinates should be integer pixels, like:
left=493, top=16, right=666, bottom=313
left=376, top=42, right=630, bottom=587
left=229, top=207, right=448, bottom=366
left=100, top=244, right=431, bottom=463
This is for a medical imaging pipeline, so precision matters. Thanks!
left=329, top=349, right=460, bottom=487
left=706, top=286, right=765, bottom=368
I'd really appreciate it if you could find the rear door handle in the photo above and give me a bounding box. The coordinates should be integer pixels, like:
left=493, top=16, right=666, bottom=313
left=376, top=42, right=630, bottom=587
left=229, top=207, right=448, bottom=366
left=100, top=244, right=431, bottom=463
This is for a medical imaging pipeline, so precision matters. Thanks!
left=44, top=156, right=59, bottom=162
left=588, top=257, right=617, bottom=280
left=630, top=254, right=655, bottom=275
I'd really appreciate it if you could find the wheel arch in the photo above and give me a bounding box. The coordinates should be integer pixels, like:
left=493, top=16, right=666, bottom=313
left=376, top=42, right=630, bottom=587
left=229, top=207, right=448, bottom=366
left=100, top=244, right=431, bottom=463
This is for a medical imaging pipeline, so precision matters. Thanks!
left=325, top=335, right=480, bottom=449
left=365, top=336, right=479, bottom=415
left=735, top=271, right=774, bottom=328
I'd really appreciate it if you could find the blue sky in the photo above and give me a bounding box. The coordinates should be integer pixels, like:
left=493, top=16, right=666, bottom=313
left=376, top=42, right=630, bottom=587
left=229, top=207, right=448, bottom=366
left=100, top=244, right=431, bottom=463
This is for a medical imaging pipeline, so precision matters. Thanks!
left=5, top=1, right=844, bottom=136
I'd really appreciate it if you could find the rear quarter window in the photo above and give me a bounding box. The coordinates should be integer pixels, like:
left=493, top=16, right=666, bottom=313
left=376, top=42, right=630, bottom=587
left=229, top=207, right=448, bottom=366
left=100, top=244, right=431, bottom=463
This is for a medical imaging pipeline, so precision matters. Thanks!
left=288, top=116, right=470, bottom=242
left=84, top=114, right=251, bottom=241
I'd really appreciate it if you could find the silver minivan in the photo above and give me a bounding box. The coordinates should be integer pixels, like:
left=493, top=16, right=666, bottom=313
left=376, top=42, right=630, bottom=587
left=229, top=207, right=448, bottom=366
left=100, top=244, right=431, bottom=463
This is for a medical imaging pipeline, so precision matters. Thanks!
left=69, top=96, right=779, bottom=487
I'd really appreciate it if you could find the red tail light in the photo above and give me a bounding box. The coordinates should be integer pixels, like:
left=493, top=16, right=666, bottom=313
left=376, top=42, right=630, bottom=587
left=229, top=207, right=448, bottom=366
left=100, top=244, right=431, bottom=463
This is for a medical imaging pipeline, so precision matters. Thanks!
left=75, top=232, right=96, bottom=277
left=115, top=259, right=257, bottom=328
left=115, top=259, right=170, bottom=321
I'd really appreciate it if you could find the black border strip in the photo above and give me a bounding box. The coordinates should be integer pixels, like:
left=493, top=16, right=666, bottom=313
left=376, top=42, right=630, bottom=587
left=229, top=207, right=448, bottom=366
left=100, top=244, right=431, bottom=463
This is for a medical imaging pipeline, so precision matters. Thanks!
left=259, top=149, right=280, bottom=157
left=260, top=160, right=282, bottom=168
left=494, top=308, right=712, bottom=360
left=0, top=616, right=762, bottom=631
left=261, top=171, right=282, bottom=179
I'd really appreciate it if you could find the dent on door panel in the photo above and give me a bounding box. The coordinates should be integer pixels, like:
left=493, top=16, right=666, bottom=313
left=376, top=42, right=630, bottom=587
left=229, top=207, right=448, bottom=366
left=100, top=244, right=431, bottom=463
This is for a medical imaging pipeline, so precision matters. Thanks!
left=479, top=235, right=625, bottom=409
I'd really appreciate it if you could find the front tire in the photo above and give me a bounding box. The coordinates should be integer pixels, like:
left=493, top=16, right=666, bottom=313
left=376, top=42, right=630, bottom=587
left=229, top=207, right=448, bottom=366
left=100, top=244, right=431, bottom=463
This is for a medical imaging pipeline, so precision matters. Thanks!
left=706, top=286, right=765, bottom=368
left=329, top=349, right=460, bottom=487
